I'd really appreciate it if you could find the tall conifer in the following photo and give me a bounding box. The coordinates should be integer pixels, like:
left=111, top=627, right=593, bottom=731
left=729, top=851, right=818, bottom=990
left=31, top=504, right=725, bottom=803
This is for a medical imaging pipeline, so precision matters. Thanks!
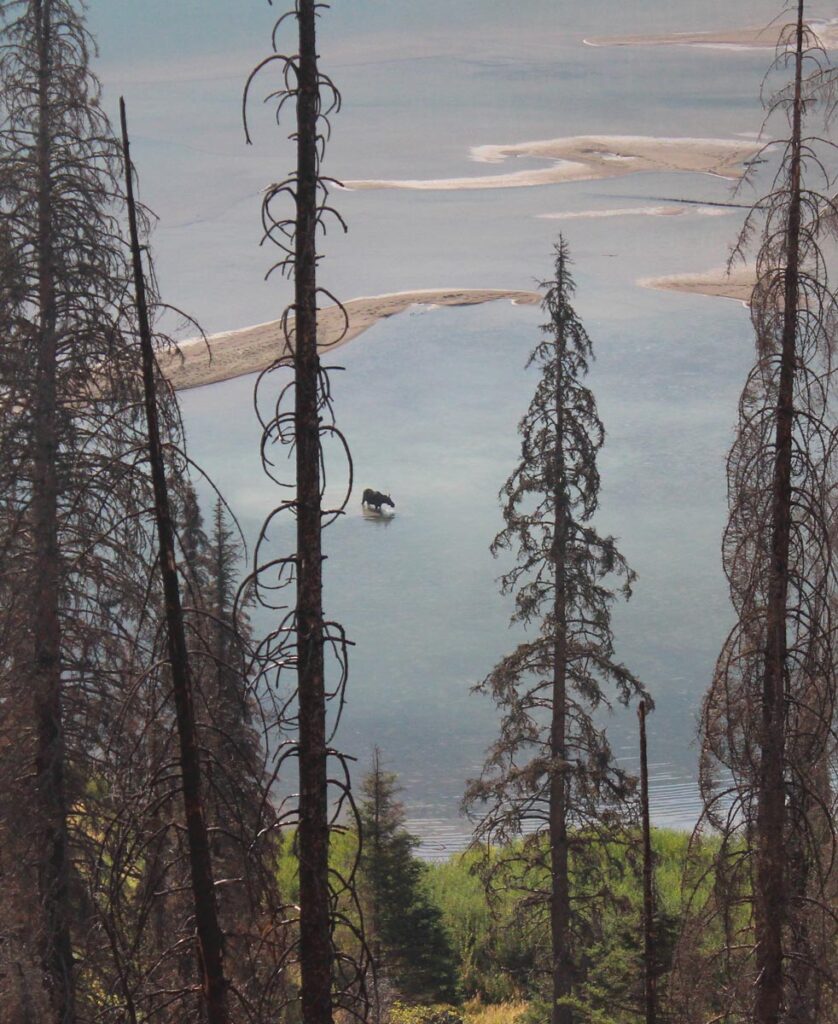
left=465, top=238, right=645, bottom=1024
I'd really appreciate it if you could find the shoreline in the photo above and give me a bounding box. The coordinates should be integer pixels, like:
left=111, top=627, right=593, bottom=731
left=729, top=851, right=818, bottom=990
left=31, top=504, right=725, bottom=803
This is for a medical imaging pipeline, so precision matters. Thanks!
left=639, top=264, right=756, bottom=303
left=162, top=288, right=541, bottom=391
left=342, top=134, right=762, bottom=192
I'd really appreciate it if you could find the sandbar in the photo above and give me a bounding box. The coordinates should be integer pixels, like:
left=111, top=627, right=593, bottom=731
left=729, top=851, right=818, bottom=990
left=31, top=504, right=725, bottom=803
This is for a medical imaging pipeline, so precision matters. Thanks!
left=639, top=265, right=756, bottom=303
left=585, top=21, right=838, bottom=50
left=538, top=204, right=733, bottom=221
left=161, top=288, right=541, bottom=391
left=343, top=135, right=762, bottom=192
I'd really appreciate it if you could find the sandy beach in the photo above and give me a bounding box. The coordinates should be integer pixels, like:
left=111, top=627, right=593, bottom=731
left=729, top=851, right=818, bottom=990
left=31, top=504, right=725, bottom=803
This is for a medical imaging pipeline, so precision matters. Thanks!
left=343, top=135, right=762, bottom=192
left=161, top=288, right=541, bottom=391
left=585, top=20, right=838, bottom=50
left=639, top=264, right=757, bottom=303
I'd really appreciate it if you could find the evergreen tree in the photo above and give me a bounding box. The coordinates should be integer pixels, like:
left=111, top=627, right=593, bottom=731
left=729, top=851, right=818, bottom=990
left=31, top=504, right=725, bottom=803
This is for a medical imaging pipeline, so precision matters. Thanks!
left=360, top=750, right=459, bottom=1009
left=464, top=238, right=646, bottom=1024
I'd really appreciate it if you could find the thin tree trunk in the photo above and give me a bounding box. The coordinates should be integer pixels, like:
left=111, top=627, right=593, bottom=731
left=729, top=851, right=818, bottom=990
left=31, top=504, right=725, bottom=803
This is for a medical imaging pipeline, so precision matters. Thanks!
left=550, top=252, right=572, bottom=1024
left=785, top=592, right=831, bottom=1023
left=754, top=4, right=804, bottom=1022
left=31, top=1, right=75, bottom=1018
left=119, top=98, right=229, bottom=1024
left=293, top=5, right=333, bottom=1024
left=638, top=700, right=656, bottom=1024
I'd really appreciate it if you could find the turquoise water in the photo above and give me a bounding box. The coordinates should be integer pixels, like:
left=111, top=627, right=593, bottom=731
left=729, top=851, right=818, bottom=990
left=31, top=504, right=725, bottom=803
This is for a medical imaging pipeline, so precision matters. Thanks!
left=89, top=0, right=809, bottom=846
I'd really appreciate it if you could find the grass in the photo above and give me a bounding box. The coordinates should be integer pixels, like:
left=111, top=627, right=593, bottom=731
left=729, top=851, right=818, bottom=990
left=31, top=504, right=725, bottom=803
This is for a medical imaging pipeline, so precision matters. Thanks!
left=463, top=998, right=529, bottom=1024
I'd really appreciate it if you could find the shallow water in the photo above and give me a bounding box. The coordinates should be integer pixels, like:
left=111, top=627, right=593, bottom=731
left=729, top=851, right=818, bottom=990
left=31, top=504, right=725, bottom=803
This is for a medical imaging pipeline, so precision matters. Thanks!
left=180, top=282, right=752, bottom=844
left=90, top=0, right=804, bottom=846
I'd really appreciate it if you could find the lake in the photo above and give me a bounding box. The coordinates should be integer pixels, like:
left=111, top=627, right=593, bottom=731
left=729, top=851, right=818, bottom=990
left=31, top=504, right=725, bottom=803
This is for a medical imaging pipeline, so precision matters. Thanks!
left=92, top=0, right=799, bottom=853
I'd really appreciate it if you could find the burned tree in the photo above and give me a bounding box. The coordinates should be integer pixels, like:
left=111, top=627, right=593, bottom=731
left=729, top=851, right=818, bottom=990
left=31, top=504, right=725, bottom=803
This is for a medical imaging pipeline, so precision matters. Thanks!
left=0, top=1, right=178, bottom=1017
left=116, top=99, right=292, bottom=1019
left=120, top=99, right=230, bottom=1024
left=676, top=4, right=838, bottom=1022
left=243, top=3, right=369, bottom=1023
left=464, top=238, right=646, bottom=1024
left=638, top=701, right=657, bottom=1024
left=187, top=494, right=290, bottom=1013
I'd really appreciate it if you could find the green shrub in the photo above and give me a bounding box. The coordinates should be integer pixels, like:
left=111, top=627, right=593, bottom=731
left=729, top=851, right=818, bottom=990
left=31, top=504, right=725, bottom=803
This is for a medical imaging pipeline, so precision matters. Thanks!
left=389, top=1001, right=465, bottom=1024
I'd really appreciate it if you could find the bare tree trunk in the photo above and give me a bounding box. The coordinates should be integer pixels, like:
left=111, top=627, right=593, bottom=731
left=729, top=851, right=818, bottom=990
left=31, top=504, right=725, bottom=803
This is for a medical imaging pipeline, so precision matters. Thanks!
left=754, top=5, right=803, bottom=1022
left=550, top=251, right=572, bottom=1024
left=31, top=2, right=75, bottom=1018
left=638, top=700, right=656, bottom=1024
left=119, top=99, right=229, bottom=1024
left=293, top=5, right=333, bottom=1024
left=785, top=592, right=831, bottom=1023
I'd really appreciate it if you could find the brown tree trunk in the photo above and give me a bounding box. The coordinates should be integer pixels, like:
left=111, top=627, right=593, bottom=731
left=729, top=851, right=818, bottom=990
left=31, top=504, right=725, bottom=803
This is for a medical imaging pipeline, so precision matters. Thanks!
left=550, top=251, right=572, bottom=1024
left=31, top=2, right=76, bottom=1018
left=119, top=99, right=229, bottom=1024
left=638, top=701, right=656, bottom=1024
left=293, top=5, right=334, bottom=1024
left=754, top=4, right=803, bottom=1022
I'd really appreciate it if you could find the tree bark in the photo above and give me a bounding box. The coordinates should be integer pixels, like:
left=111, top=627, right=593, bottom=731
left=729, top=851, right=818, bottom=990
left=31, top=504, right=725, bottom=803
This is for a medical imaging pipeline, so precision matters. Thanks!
left=550, top=251, right=572, bottom=1024
left=120, top=99, right=229, bottom=1024
left=638, top=701, right=656, bottom=1024
left=754, top=4, right=803, bottom=1022
left=31, top=2, right=76, bottom=1018
left=294, top=5, right=334, bottom=1024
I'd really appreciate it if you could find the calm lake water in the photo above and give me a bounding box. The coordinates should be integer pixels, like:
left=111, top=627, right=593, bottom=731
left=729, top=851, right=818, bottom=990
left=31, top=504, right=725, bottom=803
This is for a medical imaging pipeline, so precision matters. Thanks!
left=181, top=288, right=748, bottom=853
left=91, top=0, right=807, bottom=852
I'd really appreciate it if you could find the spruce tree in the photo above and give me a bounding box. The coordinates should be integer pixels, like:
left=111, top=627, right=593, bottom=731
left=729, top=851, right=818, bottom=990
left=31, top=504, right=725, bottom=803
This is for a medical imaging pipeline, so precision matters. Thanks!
left=465, top=237, right=645, bottom=1024
left=359, top=750, right=459, bottom=1010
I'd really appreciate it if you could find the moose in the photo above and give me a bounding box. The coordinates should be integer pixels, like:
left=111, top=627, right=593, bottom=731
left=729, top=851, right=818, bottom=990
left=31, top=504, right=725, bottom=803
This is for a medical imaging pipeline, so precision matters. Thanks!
left=362, top=488, right=395, bottom=513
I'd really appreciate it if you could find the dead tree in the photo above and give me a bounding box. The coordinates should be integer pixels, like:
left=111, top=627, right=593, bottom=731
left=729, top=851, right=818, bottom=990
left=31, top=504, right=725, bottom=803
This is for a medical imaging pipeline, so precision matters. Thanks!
left=243, top=3, right=369, bottom=1023
left=464, top=237, right=647, bottom=1024
left=638, top=701, right=656, bottom=1024
left=30, top=2, right=74, bottom=1017
left=0, top=2, right=178, bottom=1018
left=676, top=5, right=838, bottom=1021
left=186, top=493, right=291, bottom=1013
left=120, top=98, right=230, bottom=1024
left=0, top=5, right=286, bottom=1020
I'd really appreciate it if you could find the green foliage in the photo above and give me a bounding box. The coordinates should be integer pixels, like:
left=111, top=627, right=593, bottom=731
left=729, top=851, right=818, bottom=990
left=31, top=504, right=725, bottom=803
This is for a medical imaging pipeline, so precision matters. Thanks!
left=521, top=996, right=619, bottom=1024
left=360, top=750, right=460, bottom=1005
left=424, top=847, right=535, bottom=1002
left=426, top=828, right=709, bottom=1017
left=389, top=1001, right=465, bottom=1024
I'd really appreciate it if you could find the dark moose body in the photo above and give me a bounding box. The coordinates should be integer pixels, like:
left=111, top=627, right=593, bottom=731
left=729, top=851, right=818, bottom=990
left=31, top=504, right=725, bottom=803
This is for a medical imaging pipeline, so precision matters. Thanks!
left=362, top=488, right=394, bottom=512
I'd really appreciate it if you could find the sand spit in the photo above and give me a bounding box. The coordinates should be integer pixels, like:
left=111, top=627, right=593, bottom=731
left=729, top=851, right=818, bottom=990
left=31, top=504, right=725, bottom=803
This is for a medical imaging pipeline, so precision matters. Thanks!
left=161, top=288, right=541, bottom=391
left=538, top=204, right=734, bottom=221
left=343, top=135, right=762, bottom=192
left=585, top=20, right=838, bottom=51
left=639, top=264, right=757, bottom=303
